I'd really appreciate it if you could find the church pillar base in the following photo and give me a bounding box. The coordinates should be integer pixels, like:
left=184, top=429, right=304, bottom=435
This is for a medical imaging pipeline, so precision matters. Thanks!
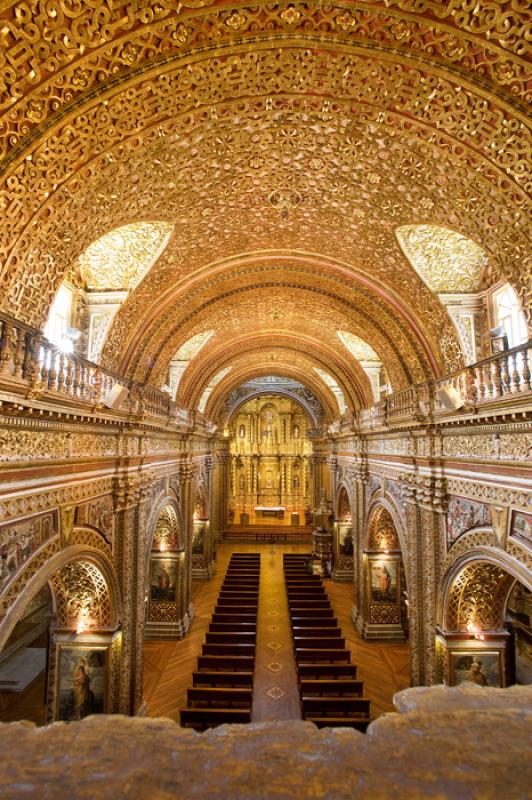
left=144, top=607, right=194, bottom=641
left=362, top=622, right=406, bottom=642
left=332, top=567, right=354, bottom=583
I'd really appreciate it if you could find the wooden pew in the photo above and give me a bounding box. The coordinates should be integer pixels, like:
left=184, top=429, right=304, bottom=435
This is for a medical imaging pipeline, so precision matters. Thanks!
left=294, top=637, right=345, bottom=650
left=205, top=632, right=256, bottom=645
left=288, top=608, right=334, bottom=618
left=298, top=664, right=357, bottom=680
left=217, top=599, right=259, bottom=608
left=211, top=613, right=257, bottom=624
left=193, top=671, right=253, bottom=688
left=180, top=708, right=251, bottom=730
left=286, top=592, right=328, bottom=601
left=291, top=627, right=342, bottom=639
left=187, top=687, right=252, bottom=708
left=202, top=643, right=255, bottom=657
left=299, top=680, right=364, bottom=696
left=197, top=655, right=254, bottom=671
left=302, top=696, right=370, bottom=718
left=290, top=616, right=337, bottom=627
left=214, top=604, right=258, bottom=614
left=209, top=622, right=257, bottom=634
left=295, top=648, right=351, bottom=664
left=288, top=600, right=331, bottom=609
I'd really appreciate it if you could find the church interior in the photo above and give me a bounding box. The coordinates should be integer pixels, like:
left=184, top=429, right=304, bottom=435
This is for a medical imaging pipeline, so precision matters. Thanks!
left=0, top=0, right=531, bottom=796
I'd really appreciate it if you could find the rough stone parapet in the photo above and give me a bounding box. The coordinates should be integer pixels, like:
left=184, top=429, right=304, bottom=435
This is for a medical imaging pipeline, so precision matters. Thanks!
left=1, top=686, right=531, bottom=799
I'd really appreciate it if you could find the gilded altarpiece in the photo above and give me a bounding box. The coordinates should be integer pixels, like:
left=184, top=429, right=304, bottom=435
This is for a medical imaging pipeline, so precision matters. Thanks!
left=229, top=395, right=312, bottom=525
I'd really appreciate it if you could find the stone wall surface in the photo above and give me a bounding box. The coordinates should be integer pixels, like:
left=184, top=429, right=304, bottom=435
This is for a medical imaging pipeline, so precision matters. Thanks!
left=1, top=698, right=531, bottom=800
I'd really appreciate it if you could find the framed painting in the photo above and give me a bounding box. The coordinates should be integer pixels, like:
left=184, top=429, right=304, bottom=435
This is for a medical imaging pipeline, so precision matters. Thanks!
left=449, top=651, right=502, bottom=688
left=150, top=557, right=178, bottom=603
left=510, top=511, right=532, bottom=548
left=370, top=559, right=398, bottom=604
left=56, top=644, right=108, bottom=721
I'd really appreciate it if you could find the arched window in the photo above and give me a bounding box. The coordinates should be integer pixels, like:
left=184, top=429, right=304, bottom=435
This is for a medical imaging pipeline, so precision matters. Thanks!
left=44, top=284, right=75, bottom=352
left=491, top=284, right=528, bottom=349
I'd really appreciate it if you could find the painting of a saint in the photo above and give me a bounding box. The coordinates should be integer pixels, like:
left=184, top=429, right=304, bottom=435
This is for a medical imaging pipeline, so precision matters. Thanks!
left=150, top=558, right=177, bottom=603
left=451, top=653, right=501, bottom=688
left=57, top=647, right=107, bottom=721
left=371, top=561, right=397, bottom=603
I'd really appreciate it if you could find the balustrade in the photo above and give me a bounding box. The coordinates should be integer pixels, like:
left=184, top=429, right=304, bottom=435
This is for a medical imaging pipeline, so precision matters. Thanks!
left=0, top=313, right=189, bottom=428
left=1, top=313, right=530, bottom=433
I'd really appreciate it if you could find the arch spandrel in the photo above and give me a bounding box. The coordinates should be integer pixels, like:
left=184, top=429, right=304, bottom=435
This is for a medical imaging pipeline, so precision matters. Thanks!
left=0, top=40, right=529, bottom=334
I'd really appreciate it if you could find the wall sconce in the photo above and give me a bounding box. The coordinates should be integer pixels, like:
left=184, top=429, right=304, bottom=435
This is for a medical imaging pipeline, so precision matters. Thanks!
left=76, top=606, right=91, bottom=634
left=466, top=619, right=485, bottom=641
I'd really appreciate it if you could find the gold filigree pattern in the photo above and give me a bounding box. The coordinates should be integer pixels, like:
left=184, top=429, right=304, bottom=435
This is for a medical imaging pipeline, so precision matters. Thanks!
left=446, top=562, right=515, bottom=632
left=77, top=222, right=173, bottom=291
left=396, top=225, right=488, bottom=293
left=50, top=559, right=113, bottom=630
left=338, top=331, right=380, bottom=362
left=368, top=507, right=400, bottom=552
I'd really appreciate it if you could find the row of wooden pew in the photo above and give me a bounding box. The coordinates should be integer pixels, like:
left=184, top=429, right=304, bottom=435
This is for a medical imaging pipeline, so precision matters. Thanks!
left=284, top=553, right=371, bottom=731
left=180, top=553, right=261, bottom=730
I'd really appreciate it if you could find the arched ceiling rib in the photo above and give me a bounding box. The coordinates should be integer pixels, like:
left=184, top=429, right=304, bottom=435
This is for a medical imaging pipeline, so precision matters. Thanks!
left=103, top=258, right=456, bottom=391
left=178, top=333, right=372, bottom=412
left=0, top=1, right=529, bottom=388
left=202, top=356, right=345, bottom=424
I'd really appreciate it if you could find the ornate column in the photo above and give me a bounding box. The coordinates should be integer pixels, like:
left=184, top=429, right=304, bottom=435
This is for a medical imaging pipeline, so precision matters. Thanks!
left=113, top=474, right=145, bottom=715
left=352, top=459, right=368, bottom=632
left=403, top=473, right=447, bottom=685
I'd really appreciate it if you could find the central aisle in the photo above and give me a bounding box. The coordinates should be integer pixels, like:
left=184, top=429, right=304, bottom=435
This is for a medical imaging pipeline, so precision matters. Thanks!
left=251, top=547, right=302, bottom=721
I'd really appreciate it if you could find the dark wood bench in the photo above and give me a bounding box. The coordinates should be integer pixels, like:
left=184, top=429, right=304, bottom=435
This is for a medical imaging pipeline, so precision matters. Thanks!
left=299, top=680, right=364, bottom=696
left=291, top=616, right=337, bottom=627
left=288, top=600, right=331, bottom=609
left=211, top=613, right=257, bottom=624
left=289, top=608, right=334, bottom=618
left=294, top=637, right=345, bottom=650
left=202, top=643, right=255, bottom=657
left=205, top=632, right=256, bottom=645
left=209, top=623, right=257, bottom=634
left=187, top=687, right=252, bottom=707
left=215, top=605, right=258, bottom=615
left=287, top=592, right=328, bottom=601
left=295, top=648, right=351, bottom=664
left=301, top=696, right=370, bottom=717
left=197, top=655, right=254, bottom=671
left=193, top=671, right=253, bottom=688
left=216, top=600, right=258, bottom=610
left=298, top=664, right=357, bottom=679
left=292, top=627, right=342, bottom=638
left=180, top=708, right=251, bottom=730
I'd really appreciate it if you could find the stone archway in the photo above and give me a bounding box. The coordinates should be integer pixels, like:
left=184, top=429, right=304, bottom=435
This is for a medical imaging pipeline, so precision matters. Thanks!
left=437, top=548, right=532, bottom=688
left=0, top=540, right=121, bottom=725
left=332, top=484, right=354, bottom=582
left=144, top=501, right=189, bottom=640
left=192, top=482, right=213, bottom=580
left=360, top=505, right=408, bottom=642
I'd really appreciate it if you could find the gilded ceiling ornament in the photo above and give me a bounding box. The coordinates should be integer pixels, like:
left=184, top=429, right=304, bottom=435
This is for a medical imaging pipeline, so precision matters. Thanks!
left=396, top=225, right=488, bottom=293
left=174, top=331, right=214, bottom=361
left=77, top=222, right=174, bottom=291
left=338, top=332, right=380, bottom=363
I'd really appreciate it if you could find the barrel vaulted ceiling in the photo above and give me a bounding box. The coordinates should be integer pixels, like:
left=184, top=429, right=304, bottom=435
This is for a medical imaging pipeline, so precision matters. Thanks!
left=0, top=1, right=530, bottom=413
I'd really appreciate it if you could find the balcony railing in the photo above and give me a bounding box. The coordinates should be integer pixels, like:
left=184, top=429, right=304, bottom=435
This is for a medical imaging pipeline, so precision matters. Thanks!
left=1, top=312, right=530, bottom=434
left=358, top=339, right=531, bottom=430
left=0, top=313, right=190, bottom=428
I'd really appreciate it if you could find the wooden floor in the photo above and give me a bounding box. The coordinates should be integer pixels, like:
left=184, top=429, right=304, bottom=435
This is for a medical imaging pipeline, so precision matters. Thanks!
left=144, top=544, right=410, bottom=722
